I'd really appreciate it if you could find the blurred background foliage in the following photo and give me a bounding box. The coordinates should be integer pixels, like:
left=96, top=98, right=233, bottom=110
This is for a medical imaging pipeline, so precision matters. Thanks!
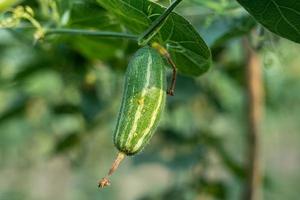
left=0, top=0, right=300, bottom=200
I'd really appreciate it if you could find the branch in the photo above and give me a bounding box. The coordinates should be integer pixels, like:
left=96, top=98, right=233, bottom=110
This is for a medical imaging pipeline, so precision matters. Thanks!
left=0, top=26, right=138, bottom=41
left=46, top=28, right=138, bottom=41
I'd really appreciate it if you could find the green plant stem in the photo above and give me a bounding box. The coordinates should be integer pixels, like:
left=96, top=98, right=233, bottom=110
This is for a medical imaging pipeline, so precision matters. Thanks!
left=138, top=0, right=183, bottom=46
left=0, top=26, right=138, bottom=40
left=46, top=28, right=138, bottom=40
left=0, top=26, right=35, bottom=31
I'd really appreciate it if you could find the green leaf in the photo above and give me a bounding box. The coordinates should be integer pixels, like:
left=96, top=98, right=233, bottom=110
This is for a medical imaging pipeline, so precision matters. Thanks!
left=64, top=0, right=127, bottom=60
left=97, top=0, right=211, bottom=76
left=237, top=0, right=300, bottom=43
left=0, top=0, right=20, bottom=12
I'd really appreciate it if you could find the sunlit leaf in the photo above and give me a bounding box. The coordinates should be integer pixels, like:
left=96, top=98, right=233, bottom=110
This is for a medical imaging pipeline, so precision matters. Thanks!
left=97, top=0, right=211, bottom=76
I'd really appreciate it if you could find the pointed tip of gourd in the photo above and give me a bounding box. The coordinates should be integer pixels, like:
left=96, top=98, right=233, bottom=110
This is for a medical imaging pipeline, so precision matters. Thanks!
left=98, top=177, right=111, bottom=188
left=98, top=152, right=126, bottom=189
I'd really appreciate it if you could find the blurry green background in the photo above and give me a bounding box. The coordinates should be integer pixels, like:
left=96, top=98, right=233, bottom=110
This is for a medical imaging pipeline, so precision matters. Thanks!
left=1, top=0, right=300, bottom=200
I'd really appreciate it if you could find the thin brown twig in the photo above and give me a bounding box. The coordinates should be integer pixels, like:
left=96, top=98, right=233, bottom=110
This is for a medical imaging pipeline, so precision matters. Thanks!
left=165, top=54, right=177, bottom=96
left=98, top=152, right=126, bottom=188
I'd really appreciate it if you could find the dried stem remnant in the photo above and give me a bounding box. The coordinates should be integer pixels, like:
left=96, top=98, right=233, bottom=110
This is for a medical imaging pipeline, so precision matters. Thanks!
left=98, top=152, right=126, bottom=188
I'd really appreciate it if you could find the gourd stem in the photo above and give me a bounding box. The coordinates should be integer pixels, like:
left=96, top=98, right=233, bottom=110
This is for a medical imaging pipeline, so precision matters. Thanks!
left=98, top=152, right=126, bottom=188
left=151, top=42, right=177, bottom=96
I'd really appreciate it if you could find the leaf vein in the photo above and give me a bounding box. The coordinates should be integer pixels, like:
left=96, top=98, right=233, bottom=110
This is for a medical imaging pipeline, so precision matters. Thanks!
left=270, top=0, right=300, bottom=35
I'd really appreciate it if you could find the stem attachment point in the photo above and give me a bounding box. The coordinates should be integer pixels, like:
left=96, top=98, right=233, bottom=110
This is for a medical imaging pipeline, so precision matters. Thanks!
left=151, top=42, right=177, bottom=96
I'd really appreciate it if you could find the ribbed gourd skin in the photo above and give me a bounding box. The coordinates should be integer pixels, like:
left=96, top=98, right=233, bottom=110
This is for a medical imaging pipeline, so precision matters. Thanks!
left=114, top=46, right=166, bottom=155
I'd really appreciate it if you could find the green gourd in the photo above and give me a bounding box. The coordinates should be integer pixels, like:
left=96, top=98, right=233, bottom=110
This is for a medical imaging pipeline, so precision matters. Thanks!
left=99, top=45, right=166, bottom=188
left=114, top=45, right=166, bottom=155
